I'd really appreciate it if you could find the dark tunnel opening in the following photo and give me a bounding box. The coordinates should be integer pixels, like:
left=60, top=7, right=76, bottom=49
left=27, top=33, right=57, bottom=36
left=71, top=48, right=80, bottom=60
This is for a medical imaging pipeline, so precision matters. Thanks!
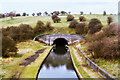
left=53, top=38, right=68, bottom=46
left=52, top=38, right=68, bottom=55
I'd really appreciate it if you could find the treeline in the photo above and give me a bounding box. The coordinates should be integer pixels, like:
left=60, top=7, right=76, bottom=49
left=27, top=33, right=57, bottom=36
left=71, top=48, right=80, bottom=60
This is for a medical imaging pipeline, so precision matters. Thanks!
left=2, top=21, right=53, bottom=57
left=0, top=10, right=112, bottom=18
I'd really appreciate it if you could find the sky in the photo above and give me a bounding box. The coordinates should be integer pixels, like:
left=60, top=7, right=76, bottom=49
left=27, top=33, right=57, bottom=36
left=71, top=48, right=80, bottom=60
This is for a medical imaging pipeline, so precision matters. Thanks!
left=0, top=0, right=119, bottom=15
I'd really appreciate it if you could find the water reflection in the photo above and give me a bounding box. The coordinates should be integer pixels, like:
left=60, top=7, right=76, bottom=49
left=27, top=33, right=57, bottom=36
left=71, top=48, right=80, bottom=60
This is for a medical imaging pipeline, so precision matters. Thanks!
left=37, top=46, right=78, bottom=79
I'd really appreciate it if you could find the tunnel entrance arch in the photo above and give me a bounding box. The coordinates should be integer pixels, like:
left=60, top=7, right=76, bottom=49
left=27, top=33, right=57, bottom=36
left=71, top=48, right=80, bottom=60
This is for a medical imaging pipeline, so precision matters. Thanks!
left=52, top=38, right=68, bottom=55
left=52, top=38, right=68, bottom=46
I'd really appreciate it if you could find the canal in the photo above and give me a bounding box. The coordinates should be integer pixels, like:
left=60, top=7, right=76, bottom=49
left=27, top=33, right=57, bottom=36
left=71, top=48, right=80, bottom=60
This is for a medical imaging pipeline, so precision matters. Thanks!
left=37, top=38, right=79, bottom=80
left=37, top=47, right=79, bottom=80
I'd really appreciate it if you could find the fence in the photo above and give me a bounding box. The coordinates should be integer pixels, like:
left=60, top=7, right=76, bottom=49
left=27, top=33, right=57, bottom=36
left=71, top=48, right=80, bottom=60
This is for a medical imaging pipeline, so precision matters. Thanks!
left=77, top=48, right=118, bottom=80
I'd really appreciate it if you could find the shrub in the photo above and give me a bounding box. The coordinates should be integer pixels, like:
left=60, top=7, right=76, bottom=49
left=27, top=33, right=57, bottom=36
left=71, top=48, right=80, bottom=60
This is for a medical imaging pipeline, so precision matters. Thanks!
left=88, top=18, right=103, bottom=34
left=45, top=22, right=53, bottom=30
left=75, top=22, right=88, bottom=35
left=17, top=24, right=34, bottom=41
left=87, top=36, right=119, bottom=59
left=51, top=15, right=61, bottom=23
left=2, top=35, right=18, bottom=57
left=87, top=23, right=119, bottom=59
left=103, top=22, right=118, bottom=37
left=107, top=16, right=113, bottom=25
left=79, top=16, right=86, bottom=22
left=69, top=20, right=79, bottom=28
left=34, top=20, right=45, bottom=35
left=53, top=17, right=61, bottom=23
left=2, top=24, right=34, bottom=42
left=66, top=15, right=74, bottom=21
left=52, top=15, right=57, bottom=20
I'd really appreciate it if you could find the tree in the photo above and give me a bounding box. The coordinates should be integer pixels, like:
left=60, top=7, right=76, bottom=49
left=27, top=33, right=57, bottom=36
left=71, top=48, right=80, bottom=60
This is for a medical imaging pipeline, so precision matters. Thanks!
left=53, top=11, right=60, bottom=15
left=9, top=12, right=15, bottom=20
left=23, top=12, right=26, bottom=16
left=80, top=11, right=83, bottom=15
left=68, top=12, right=71, bottom=14
left=32, top=13, right=35, bottom=16
left=103, top=11, right=106, bottom=16
left=44, top=11, right=48, bottom=16
left=61, top=11, right=67, bottom=15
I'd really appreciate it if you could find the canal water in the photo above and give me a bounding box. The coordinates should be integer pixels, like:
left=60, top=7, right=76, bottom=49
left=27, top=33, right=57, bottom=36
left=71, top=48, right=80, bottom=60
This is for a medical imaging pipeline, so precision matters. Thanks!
left=37, top=46, right=79, bottom=80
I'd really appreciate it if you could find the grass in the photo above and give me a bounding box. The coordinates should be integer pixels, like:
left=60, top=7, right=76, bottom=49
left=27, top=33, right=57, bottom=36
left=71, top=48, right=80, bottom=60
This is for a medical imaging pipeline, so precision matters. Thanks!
left=0, top=14, right=116, bottom=32
left=95, top=59, right=119, bottom=78
left=78, top=42, right=119, bottom=78
left=1, top=14, right=118, bottom=78
left=69, top=46, right=101, bottom=78
left=2, top=40, right=53, bottom=78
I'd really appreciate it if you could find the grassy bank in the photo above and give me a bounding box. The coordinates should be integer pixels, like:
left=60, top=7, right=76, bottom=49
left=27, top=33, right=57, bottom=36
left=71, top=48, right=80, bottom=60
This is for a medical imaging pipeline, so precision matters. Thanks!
left=69, top=46, right=101, bottom=78
left=2, top=40, right=52, bottom=78
left=77, top=43, right=119, bottom=78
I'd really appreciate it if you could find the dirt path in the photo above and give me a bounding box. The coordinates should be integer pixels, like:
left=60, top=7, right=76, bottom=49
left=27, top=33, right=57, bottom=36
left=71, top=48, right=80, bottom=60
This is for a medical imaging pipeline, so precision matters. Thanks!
left=19, top=48, right=46, bottom=66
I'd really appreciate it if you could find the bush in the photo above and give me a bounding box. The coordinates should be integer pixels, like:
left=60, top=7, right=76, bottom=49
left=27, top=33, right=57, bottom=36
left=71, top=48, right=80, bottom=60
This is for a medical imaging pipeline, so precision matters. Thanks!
left=51, top=15, right=61, bottom=23
left=69, top=20, right=79, bottom=28
left=2, top=24, right=34, bottom=42
left=17, top=24, right=34, bottom=41
left=75, top=22, right=88, bottom=35
left=88, top=18, right=103, bottom=34
left=52, top=15, right=57, bottom=20
left=2, top=35, right=18, bottom=57
left=103, top=22, right=118, bottom=37
left=53, top=17, right=61, bottom=23
left=87, top=23, right=119, bottom=59
left=34, top=20, right=45, bottom=35
left=79, top=16, right=86, bottom=22
left=45, top=22, right=53, bottom=30
left=87, top=36, right=119, bottom=59
left=107, top=16, right=113, bottom=25
left=66, top=15, right=74, bottom=21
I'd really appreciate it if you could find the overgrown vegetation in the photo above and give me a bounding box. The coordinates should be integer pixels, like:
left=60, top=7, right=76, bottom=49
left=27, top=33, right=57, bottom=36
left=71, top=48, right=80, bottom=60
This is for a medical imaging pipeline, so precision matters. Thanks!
left=107, top=16, right=113, bottom=25
left=69, top=20, right=79, bottom=28
left=2, top=20, right=53, bottom=57
left=2, top=35, right=18, bottom=57
left=87, top=22, right=119, bottom=59
left=51, top=15, right=61, bottom=23
left=75, top=22, right=88, bottom=35
left=66, top=14, right=74, bottom=21
left=2, top=24, right=34, bottom=42
left=79, top=16, right=86, bottom=22
left=88, top=18, right=103, bottom=34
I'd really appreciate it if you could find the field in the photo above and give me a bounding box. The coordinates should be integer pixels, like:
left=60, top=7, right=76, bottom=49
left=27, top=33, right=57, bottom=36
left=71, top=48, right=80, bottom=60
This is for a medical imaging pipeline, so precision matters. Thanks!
left=1, top=14, right=118, bottom=78
left=0, top=14, right=114, bottom=28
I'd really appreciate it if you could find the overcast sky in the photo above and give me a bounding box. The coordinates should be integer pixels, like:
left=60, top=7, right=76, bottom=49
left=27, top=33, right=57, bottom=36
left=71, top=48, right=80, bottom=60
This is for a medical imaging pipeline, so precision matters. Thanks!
left=0, top=0, right=119, bottom=14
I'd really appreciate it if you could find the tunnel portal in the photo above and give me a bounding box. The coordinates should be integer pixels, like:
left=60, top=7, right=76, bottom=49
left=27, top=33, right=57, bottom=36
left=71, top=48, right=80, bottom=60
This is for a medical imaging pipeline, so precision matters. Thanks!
left=53, top=38, right=68, bottom=46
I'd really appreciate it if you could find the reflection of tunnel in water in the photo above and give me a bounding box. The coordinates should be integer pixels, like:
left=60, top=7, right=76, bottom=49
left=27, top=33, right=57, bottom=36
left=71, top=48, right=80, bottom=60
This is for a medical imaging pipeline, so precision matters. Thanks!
left=37, top=39, right=78, bottom=79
